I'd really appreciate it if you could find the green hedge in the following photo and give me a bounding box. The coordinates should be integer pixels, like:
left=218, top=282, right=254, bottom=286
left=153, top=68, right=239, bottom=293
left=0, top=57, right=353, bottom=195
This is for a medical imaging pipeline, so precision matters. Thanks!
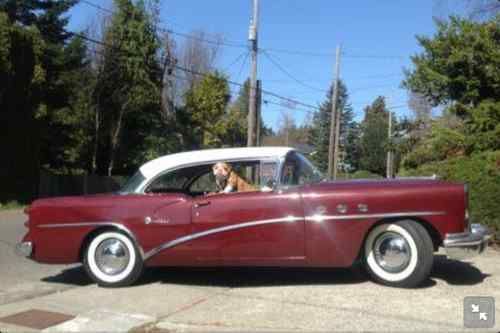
left=399, top=151, right=500, bottom=239
left=336, top=170, right=383, bottom=180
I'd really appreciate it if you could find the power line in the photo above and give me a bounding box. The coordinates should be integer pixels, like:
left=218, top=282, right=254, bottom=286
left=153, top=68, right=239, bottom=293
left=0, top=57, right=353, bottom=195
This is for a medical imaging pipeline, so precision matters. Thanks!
left=69, top=31, right=320, bottom=112
left=222, top=51, right=249, bottom=73
left=79, top=0, right=410, bottom=62
left=262, top=48, right=333, bottom=58
left=80, top=0, right=113, bottom=14
left=342, top=52, right=406, bottom=60
left=236, top=52, right=249, bottom=82
left=261, top=47, right=407, bottom=60
left=350, top=84, right=401, bottom=94
left=263, top=100, right=314, bottom=114
left=164, top=29, right=247, bottom=49
left=79, top=0, right=248, bottom=50
left=262, top=50, right=328, bottom=94
left=348, top=73, right=404, bottom=80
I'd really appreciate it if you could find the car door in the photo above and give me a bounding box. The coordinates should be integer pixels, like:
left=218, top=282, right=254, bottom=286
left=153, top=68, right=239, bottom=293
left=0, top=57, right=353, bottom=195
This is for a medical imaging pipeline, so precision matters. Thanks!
left=188, top=159, right=306, bottom=265
left=138, top=166, right=200, bottom=266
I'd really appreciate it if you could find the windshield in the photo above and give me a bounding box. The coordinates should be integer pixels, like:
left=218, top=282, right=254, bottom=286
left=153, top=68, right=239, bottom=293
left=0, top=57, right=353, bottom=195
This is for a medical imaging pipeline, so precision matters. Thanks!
left=120, top=170, right=146, bottom=194
left=281, top=152, right=324, bottom=186
left=297, top=153, right=324, bottom=183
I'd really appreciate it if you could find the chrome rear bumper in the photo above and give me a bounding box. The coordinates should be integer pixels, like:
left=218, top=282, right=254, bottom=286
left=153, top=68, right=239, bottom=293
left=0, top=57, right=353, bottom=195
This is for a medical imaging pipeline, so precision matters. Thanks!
left=15, top=241, right=33, bottom=257
left=443, top=224, right=491, bottom=260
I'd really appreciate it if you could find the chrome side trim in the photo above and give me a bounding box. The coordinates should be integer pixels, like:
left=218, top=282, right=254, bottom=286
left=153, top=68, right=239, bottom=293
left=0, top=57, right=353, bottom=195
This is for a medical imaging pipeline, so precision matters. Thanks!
left=305, top=211, right=446, bottom=222
left=38, top=222, right=114, bottom=228
left=37, top=222, right=145, bottom=259
left=144, top=216, right=302, bottom=261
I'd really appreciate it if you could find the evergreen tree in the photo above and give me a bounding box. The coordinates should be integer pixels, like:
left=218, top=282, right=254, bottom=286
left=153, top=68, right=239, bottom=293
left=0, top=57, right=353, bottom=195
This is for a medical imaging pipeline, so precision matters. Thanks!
left=184, top=71, right=230, bottom=147
left=359, top=96, right=389, bottom=175
left=0, top=1, right=83, bottom=201
left=95, top=0, right=162, bottom=175
left=403, top=15, right=500, bottom=154
left=308, top=80, right=357, bottom=173
left=223, top=80, right=248, bottom=147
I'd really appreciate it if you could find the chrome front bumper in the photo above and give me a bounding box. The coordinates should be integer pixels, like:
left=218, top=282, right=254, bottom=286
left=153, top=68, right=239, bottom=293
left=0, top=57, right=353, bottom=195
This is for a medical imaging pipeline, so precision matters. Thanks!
left=15, top=241, right=33, bottom=257
left=443, top=224, right=491, bottom=260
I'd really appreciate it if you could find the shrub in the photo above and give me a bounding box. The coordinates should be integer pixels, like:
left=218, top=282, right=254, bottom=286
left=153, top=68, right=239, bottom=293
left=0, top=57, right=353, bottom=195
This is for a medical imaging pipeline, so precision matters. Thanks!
left=349, top=170, right=383, bottom=179
left=0, top=201, right=25, bottom=211
left=400, top=151, right=500, bottom=239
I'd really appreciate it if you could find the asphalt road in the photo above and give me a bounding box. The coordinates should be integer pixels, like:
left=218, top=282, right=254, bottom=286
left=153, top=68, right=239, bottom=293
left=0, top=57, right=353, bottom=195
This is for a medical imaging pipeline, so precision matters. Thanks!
left=0, top=209, right=499, bottom=332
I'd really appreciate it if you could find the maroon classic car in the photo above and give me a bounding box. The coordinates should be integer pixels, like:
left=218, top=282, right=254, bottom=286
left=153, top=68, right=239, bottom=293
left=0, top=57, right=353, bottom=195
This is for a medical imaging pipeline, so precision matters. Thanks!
left=16, top=147, right=490, bottom=288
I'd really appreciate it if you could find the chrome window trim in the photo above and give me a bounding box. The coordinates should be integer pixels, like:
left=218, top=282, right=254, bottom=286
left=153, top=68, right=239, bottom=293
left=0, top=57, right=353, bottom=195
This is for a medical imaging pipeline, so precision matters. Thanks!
left=138, top=157, right=282, bottom=194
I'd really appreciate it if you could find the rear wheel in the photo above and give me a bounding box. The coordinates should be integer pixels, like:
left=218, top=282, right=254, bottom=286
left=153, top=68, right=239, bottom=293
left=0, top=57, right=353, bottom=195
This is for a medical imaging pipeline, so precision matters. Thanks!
left=364, top=220, right=434, bottom=288
left=83, top=231, right=143, bottom=287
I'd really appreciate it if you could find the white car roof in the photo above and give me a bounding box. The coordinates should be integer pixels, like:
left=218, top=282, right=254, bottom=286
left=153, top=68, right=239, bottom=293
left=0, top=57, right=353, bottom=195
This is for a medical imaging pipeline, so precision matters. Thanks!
left=139, top=146, right=295, bottom=179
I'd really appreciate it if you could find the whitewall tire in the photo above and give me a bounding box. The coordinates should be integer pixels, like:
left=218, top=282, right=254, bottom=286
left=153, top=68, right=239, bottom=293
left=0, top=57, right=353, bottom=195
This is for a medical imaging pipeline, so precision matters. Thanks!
left=364, top=220, right=434, bottom=288
left=83, top=231, right=143, bottom=287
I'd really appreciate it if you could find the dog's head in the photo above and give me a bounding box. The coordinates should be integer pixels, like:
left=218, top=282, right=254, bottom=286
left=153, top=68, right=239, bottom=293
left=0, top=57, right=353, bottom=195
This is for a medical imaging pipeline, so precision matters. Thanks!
left=212, top=162, right=232, bottom=189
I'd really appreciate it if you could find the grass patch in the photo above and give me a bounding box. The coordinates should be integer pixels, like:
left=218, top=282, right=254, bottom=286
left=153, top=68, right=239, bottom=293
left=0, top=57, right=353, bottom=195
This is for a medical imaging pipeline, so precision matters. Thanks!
left=0, top=201, right=25, bottom=211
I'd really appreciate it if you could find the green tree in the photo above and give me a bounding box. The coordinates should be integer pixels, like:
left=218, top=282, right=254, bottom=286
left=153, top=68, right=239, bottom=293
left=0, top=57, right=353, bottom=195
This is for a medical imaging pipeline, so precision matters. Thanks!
left=223, top=79, right=273, bottom=147
left=185, top=71, right=230, bottom=147
left=95, top=0, right=162, bottom=175
left=308, top=80, right=356, bottom=173
left=0, top=1, right=89, bottom=201
left=223, top=79, right=249, bottom=147
left=403, top=15, right=500, bottom=154
left=359, top=96, right=389, bottom=175
left=40, top=35, right=97, bottom=174
left=0, top=8, right=47, bottom=202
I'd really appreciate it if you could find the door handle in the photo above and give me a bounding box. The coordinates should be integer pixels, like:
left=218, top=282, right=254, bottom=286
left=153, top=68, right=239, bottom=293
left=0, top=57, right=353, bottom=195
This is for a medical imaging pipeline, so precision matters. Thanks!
left=194, top=200, right=210, bottom=208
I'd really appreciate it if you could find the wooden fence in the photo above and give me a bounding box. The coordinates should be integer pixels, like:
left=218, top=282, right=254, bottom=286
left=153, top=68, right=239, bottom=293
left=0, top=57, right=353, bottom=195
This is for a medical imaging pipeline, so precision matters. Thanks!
left=38, top=171, right=127, bottom=198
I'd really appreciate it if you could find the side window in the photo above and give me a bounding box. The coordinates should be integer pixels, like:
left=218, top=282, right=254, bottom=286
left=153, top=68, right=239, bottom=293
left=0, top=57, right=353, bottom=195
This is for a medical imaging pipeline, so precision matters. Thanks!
left=190, top=172, right=217, bottom=193
left=146, top=169, right=189, bottom=193
left=188, top=160, right=279, bottom=195
left=260, top=161, right=278, bottom=189
left=281, top=152, right=322, bottom=186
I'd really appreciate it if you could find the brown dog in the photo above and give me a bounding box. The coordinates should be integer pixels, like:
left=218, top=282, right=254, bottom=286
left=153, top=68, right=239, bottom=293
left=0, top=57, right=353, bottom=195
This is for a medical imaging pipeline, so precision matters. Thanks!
left=212, top=162, right=256, bottom=193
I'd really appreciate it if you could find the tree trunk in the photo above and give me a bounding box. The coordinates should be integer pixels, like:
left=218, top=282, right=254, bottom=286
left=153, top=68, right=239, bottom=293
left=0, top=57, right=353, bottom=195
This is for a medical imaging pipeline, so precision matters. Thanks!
left=91, top=104, right=100, bottom=174
left=107, top=107, right=125, bottom=176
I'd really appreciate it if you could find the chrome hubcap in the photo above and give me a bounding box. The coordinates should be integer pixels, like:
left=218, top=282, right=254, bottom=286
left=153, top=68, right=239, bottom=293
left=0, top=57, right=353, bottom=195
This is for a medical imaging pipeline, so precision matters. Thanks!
left=95, top=238, right=130, bottom=275
left=373, top=232, right=411, bottom=273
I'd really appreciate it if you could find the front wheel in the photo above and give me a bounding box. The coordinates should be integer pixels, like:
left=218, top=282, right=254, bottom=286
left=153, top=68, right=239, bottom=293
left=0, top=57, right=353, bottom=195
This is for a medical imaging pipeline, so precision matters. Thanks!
left=364, top=220, right=434, bottom=288
left=83, top=231, right=143, bottom=287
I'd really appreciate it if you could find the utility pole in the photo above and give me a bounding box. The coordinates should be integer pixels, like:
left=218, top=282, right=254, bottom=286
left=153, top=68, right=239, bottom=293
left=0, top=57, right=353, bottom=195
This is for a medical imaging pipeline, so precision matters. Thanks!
left=328, top=45, right=342, bottom=180
left=247, top=0, right=259, bottom=147
left=386, top=110, right=393, bottom=178
left=256, top=80, right=262, bottom=146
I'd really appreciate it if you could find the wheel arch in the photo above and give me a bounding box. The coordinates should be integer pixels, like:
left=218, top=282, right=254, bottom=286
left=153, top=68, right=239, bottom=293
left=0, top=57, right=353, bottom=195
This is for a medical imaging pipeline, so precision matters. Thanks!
left=356, top=216, right=442, bottom=261
left=78, top=224, right=144, bottom=262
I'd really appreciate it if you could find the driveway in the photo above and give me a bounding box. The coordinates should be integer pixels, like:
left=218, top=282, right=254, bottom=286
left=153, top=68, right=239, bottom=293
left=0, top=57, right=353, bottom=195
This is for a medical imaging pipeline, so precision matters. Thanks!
left=0, top=209, right=498, bottom=332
